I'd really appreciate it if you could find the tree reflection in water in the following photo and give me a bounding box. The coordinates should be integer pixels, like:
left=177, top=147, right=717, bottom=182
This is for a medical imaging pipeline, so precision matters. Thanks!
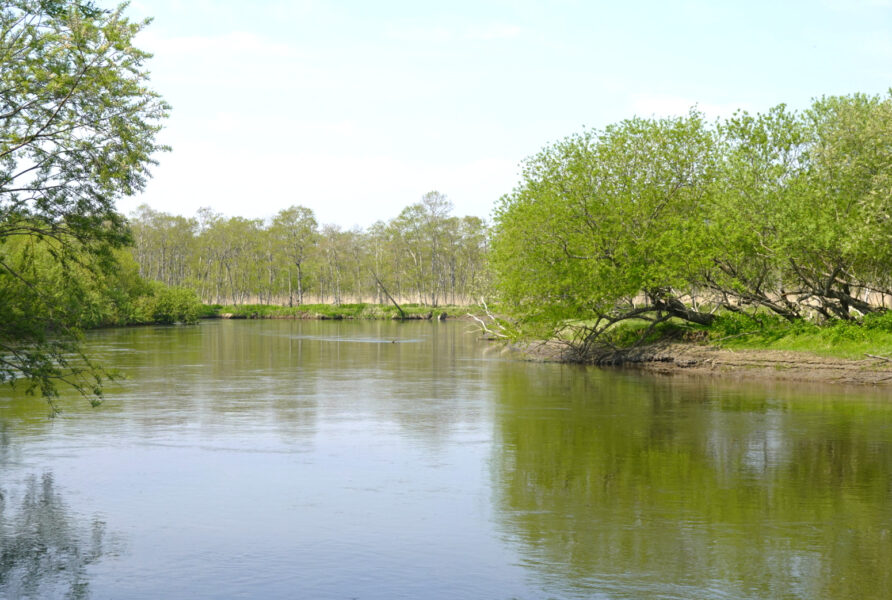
left=492, top=369, right=892, bottom=600
left=0, top=472, right=110, bottom=600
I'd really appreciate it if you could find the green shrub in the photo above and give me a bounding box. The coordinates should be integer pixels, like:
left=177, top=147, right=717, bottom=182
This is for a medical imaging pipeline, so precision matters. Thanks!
left=133, top=283, right=201, bottom=324
left=862, top=310, right=892, bottom=332
left=709, top=313, right=764, bottom=337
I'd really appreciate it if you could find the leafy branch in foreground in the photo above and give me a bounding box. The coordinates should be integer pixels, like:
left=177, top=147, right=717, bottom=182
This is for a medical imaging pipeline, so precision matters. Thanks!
left=0, top=234, right=112, bottom=410
left=0, top=1, right=169, bottom=404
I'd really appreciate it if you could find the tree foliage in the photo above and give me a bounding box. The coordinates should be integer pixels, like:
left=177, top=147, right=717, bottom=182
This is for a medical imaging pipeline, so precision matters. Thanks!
left=0, top=1, right=169, bottom=401
left=127, top=193, right=490, bottom=308
left=491, top=93, right=892, bottom=355
left=271, top=205, right=317, bottom=306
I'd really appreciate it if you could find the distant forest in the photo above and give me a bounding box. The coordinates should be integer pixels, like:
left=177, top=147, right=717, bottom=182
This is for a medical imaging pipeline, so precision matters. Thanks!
left=130, top=191, right=489, bottom=306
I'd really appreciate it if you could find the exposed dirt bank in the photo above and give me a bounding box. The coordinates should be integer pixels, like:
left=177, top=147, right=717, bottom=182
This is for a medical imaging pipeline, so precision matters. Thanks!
left=515, top=340, right=892, bottom=386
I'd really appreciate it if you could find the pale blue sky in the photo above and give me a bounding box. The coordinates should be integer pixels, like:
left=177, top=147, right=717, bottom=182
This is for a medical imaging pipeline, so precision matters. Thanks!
left=115, top=0, right=892, bottom=227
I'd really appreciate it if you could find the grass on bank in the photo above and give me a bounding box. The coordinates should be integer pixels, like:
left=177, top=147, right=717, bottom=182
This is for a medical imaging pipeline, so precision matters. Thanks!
left=593, top=311, right=892, bottom=360
left=709, top=312, right=892, bottom=359
left=199, top=303, right=472, bottom=320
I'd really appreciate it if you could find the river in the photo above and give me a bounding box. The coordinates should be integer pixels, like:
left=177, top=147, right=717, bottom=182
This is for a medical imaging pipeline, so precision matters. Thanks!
left=0, top=320, right=890, bottom=599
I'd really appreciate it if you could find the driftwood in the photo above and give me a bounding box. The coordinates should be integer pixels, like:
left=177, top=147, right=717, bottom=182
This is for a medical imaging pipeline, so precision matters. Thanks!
left=865, top=353, right=892, bottom=363
left=370, top=271, right=405, bottom=319
left=467, top=299, right=510, bottom=339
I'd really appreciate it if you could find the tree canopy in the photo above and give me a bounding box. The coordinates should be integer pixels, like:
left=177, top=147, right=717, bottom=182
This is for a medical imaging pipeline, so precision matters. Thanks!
left=490, top=93, right=892, bottom=354
left=0, top=1, right=169, bottom=401
left=127, top=194, right=489, bottom=309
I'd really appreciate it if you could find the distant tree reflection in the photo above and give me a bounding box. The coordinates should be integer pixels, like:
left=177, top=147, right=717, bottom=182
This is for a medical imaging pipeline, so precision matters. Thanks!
left=0, top=473, right=110, bottom=599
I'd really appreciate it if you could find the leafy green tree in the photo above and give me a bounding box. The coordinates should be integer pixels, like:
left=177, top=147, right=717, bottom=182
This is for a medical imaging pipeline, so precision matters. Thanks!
left=192, top=207, right=228, bottom=303
left=365, top=220, right=391, bottom=304
left=492, top=93, right=892, bottom=355
left=705, top=105, right=810, bottom=320
left=317, top=223, right=346, bottom=304
left=491, top=112, right=719, bottom=349
left=787, top=94, right=892, bottom=317
left=271, top=205, right=317, bottom=305
left=216, top=216, right=264, bottom=304
left=388, top=191, right=455, bottom=305
left=709, top=95, right=892, bottom=321
left=0, top=1, right=168, bottom=400
left=129, top=204, right=197, bottom=287
left=454, top=215, right=488, bottom=302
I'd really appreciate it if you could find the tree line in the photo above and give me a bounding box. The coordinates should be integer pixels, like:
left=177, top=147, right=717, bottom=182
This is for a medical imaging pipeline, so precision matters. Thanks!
left=491, top=92, right=892, bottom=353
left=129, top=191, right=489, bottom=307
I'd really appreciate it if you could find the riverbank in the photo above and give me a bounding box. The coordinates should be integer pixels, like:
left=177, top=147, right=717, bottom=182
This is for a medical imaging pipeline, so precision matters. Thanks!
left=516, top=339, right=892, bottom=386
left=197, top=303, right=892, bottom=385
left=200, top=303, right=474, bottom=321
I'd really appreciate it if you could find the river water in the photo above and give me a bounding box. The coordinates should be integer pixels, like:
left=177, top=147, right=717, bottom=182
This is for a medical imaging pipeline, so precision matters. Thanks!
left=0, top=320, right=890, bottom=599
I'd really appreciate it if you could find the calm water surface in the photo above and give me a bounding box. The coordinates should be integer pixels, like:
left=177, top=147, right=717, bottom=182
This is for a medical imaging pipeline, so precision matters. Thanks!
left=1, top=320, right=891, bottom=599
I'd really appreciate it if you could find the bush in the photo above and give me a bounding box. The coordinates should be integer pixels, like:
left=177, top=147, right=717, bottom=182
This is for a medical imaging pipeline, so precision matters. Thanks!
left=709, top=313, right=763, bottom=337
left=132, top=283, right=201, bottom=324
left=862, top=310, right=892, bottom=333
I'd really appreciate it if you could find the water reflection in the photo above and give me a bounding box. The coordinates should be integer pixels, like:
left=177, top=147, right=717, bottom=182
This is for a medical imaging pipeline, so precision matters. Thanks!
left=0, top=473, right=113, bottom=599
left=85, top=320, right=488, bottom=452
left=2, top=321, right=891, bottom=599
left=492, top=368, right=892, bottom=599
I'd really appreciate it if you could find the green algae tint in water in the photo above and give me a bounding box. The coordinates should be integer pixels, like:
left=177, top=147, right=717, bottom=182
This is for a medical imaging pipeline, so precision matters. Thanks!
left=0, top=319, right=891, bottom=599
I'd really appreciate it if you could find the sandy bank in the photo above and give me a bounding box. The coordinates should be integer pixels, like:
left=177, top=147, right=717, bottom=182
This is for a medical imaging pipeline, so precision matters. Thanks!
left=516, top=340, right=892, bottom=386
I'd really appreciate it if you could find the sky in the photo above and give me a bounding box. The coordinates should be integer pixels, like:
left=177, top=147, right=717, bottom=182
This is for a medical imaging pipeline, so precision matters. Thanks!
left=112, top=0, right=892, bottom=229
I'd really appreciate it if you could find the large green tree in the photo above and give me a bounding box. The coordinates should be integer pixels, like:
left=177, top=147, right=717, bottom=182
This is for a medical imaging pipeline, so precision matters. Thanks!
left=709, top=95, right=892, bottom=321
left=0, top=1, right=168, bottom=401
left=271, top=205, right=317, bottom=306
left=491, top=112, right=719, bottom=349
left=490, top=93, right=892, bottom=356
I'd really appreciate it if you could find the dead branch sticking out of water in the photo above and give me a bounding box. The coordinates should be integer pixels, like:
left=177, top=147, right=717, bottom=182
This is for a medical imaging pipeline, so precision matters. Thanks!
left=468, top=300, right=510, bottom=339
